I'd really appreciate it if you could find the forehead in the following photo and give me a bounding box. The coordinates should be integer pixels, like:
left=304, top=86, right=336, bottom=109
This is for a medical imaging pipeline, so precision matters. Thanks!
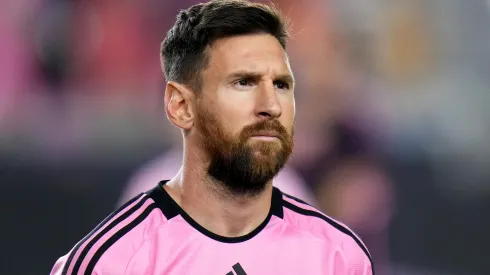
left=206, top=34, right=291, bottom=75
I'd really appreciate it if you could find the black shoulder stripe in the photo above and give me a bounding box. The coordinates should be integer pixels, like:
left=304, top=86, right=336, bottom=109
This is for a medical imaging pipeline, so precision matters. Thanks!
left=282, top=200, right=375, bottom=274
left=84, top=203, right=157, bottom=275
left=282, top=192, right=313, bottom=207
left=70, top=195, right=150, bottom=275
left=62, top=193, right=144, bottom=275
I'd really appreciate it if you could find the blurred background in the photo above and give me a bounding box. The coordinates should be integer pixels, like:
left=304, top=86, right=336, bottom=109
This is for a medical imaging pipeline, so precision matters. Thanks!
left=1, top=0, right=489, bottom=274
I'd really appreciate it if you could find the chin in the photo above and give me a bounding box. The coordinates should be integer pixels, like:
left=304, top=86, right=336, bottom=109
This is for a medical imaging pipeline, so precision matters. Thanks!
left=252, top=149, right=278, bottom=158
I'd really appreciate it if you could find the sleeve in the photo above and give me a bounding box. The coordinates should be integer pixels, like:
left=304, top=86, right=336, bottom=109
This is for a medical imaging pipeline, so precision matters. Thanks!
left=347, top=253, right=373, bottom=275
left=344, top=238, right=374, bottom=275
left=48, top=240, right=140, bottom=275
left=48, top=231, right=148, bottom=275
left=50, top=254, right=69, bottom=275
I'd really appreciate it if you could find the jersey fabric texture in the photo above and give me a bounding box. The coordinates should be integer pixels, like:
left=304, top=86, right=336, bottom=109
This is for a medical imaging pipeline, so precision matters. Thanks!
left=50, top=181, right=373, bottom=275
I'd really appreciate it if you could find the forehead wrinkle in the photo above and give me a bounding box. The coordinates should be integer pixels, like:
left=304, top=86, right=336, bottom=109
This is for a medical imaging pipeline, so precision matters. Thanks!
left=206, top=35, right=292, bottom=81
left=226, top=53, right=292, bottom=78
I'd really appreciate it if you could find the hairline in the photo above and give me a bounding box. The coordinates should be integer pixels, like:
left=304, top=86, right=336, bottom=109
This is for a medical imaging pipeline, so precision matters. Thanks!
left=187, top=32, right=289, bottom=94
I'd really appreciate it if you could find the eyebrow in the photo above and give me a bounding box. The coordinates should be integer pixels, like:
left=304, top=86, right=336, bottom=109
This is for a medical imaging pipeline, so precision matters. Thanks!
left=227, top=70, right=295, bottom=86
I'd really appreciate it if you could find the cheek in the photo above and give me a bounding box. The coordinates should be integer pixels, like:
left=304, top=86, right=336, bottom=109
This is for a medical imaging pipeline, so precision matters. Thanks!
left=280, top=97, right=296, bottom=129
left=210, top=105, right=247, bottom=138
left=215, top=96, right=254, bottom=135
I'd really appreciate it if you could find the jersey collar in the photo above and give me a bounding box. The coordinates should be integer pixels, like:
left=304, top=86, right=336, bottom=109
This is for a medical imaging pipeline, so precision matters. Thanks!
left=147, top=180, right=284, bottom=243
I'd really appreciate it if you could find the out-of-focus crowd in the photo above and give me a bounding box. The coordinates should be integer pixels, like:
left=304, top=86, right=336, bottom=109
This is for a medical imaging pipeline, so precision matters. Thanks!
left=1, top=1, right=489, bottom=274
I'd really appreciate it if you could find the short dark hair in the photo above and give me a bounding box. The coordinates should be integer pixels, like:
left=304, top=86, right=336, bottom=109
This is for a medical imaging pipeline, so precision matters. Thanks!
left=160, top=0, right=290, bottom=92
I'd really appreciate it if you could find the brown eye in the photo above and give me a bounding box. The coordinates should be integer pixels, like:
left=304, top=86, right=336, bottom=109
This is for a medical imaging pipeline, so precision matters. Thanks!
left=234, top=78, right=255, bottom=88
left=274, top=81, right=289, bottom=90
left=238, top=79, right=250, bottom=86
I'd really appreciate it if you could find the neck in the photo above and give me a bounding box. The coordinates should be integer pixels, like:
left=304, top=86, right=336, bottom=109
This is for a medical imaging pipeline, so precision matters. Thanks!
left=165, top=146, right=273, bottom=238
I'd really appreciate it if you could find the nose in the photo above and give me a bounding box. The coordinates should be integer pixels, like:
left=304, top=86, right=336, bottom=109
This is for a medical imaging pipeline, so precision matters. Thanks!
left=255, top=81, right=282, bottom=119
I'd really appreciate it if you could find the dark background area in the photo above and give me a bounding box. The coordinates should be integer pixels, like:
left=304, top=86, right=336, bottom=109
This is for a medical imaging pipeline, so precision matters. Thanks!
left=1, top=0, right=489, bottom=274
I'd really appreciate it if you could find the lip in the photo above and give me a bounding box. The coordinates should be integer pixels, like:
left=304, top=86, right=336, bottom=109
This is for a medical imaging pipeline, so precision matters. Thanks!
left=252, top=131, right=280, bottom=141
left=251, top=136, right=280, bottom=142
left=251, top=131, right=280, bottom=138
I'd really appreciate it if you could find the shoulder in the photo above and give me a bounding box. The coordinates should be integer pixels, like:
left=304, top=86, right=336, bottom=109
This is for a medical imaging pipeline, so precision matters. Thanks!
left=273, top=165, right=318, bottom=207
left=50, top=192, right=166, bottom=275
left=280, top=191, right=374, bottom=274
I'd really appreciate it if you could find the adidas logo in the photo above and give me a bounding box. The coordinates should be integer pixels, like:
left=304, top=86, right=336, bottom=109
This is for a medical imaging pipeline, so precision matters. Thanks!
left=226, top=263, right=248, bottom=275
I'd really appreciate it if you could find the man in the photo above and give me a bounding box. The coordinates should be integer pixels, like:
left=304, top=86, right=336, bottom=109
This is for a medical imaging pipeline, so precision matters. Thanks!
left=50, top=1, right=373, bottom=274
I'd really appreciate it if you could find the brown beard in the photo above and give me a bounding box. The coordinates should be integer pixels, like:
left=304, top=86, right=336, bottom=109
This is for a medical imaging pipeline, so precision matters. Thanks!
left=196, top=104, right=294, bottom=197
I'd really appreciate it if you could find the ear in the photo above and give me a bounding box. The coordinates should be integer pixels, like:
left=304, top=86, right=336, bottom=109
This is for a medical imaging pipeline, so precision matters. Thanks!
left=164, top=81, right=195, bottom=131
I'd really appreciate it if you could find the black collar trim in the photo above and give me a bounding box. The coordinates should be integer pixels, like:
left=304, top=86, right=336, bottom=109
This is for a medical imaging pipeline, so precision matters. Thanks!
left=147, top=180, right=284, bottom=243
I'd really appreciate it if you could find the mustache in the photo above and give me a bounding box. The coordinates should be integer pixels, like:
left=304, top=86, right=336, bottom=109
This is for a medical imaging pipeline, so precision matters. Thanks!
left=240, top=120, right=289, bottom=141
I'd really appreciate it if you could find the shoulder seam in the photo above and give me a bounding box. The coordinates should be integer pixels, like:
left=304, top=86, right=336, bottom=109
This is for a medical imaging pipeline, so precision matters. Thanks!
left=282, top=200, right=374, bottom=274
left=74, top=196, right=151, bottom=274
left=83, top=203, right=157, bottom=275
left=123, top=221, right=167, bottom=274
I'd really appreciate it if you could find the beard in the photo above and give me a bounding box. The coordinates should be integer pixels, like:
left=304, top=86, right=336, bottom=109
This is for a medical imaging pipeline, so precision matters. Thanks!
left=196, top=105, right=294, bottom=198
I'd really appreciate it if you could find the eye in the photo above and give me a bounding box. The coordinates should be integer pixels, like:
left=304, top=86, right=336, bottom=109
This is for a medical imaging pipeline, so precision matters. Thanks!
left=234, top=78, right=255, bottom=88
left=274, top=80, right=290, bottom=90
left=238, top=79, right=250, bottom=86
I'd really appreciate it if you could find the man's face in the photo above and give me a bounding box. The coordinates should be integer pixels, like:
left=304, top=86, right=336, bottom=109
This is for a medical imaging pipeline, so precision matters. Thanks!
left=195, top=34, right=295, bottom=197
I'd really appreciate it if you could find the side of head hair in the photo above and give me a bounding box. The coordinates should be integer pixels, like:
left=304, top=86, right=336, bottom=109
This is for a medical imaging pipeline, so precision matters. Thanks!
left=161, top=0, right=290, bottom=92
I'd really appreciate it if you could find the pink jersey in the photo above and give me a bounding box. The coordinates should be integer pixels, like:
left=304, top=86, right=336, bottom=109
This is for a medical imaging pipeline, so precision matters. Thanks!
left=51, top=181, right=373, bottom=275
